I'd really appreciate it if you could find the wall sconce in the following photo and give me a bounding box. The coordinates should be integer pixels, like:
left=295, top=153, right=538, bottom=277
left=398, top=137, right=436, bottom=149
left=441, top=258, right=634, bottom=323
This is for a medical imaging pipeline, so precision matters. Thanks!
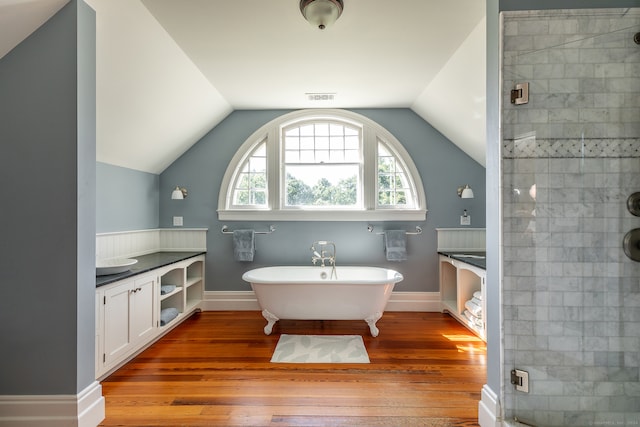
left=457, top=185, right=474, bottom=199
left=171, top=186, right=188, bottom=200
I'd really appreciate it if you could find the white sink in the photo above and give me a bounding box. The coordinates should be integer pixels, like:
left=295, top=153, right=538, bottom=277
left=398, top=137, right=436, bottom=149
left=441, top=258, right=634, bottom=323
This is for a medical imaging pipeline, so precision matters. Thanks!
left=96, top=258, right=138, bottom=276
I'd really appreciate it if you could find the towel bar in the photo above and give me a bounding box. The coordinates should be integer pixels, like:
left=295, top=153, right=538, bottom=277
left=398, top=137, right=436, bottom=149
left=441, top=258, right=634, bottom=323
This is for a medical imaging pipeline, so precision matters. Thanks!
left=221, top=225, right=276, bottom=235
left=367, top=225, right=422, bottom=235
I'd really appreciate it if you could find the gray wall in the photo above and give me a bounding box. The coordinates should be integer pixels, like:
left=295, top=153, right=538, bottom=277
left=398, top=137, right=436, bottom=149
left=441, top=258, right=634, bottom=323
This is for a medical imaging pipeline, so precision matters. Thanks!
left=0, top=0, right=96, bottom=395
left=97, top=162, right=159, bottom=233
left=77, top=0, right=97, bottom=391
left=160, top=109, right=486, bottom=293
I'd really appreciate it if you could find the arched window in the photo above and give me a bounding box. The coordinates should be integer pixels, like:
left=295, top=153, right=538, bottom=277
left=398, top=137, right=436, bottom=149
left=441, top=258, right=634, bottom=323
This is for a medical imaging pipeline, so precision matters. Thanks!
left=219, top=109, right=426, bottom=221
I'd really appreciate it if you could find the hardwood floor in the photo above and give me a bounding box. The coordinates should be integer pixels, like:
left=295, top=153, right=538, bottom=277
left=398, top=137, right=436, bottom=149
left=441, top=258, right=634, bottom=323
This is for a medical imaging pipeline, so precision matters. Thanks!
left=99, top=311, right=486, bottom=427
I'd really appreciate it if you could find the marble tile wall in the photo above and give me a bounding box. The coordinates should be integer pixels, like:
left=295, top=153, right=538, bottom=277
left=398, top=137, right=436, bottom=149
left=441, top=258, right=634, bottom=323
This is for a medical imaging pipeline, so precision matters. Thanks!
left=502, top=8, right=640, bottom=426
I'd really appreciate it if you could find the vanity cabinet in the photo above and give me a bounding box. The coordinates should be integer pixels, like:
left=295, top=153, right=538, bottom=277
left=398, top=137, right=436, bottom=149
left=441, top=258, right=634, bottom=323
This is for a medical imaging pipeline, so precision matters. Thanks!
left=439, top=254, right=486, bottom=341
left=102, top=274, right=156, bottom=369
left=96, top=254, right=204, bottom=379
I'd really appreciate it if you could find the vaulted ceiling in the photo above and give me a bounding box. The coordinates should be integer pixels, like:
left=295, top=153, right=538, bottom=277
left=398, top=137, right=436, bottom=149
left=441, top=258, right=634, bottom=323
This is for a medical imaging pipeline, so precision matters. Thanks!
left=1, top=0, right=486, bottom=174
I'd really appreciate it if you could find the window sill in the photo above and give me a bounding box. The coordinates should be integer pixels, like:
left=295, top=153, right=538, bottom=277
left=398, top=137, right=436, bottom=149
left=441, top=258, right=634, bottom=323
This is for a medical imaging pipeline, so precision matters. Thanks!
left=218, top=209, right=427, bottom=222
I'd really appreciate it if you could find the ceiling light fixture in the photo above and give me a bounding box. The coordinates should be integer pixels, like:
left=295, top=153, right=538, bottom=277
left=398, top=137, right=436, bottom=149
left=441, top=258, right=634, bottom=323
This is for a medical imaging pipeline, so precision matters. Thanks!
left=300, top=0, right=344, bottom=30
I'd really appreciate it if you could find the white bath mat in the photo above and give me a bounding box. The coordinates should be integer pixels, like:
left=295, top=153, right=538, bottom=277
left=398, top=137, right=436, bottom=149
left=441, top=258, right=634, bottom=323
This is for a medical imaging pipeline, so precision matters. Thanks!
left=271, top=334, right=370, bottom=363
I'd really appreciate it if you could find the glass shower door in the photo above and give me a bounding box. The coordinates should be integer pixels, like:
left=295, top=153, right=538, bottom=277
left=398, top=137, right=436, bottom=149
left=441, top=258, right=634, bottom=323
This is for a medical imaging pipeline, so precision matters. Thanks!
left=501, top=8, right=640, bottom=426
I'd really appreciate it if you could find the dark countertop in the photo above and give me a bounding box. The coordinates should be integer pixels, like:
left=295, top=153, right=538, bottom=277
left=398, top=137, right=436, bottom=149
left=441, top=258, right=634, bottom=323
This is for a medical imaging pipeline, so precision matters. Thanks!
left=96, top=251, right=206, bottom=287
left=438, top=251, right=486, bottom=270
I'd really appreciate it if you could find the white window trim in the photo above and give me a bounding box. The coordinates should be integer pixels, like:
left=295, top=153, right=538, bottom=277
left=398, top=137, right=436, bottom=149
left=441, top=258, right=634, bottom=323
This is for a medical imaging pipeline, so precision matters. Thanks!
left=226, top=136, right=268, bottom=210
left=218, top=109, right=427, bottom=221
left=281, top=118, right=363, bottom=210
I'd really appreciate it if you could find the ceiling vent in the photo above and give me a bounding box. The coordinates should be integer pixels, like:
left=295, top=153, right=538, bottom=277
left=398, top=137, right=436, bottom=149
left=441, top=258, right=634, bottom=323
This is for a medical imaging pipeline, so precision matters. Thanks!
left=306, top=93, right=336, bottom=101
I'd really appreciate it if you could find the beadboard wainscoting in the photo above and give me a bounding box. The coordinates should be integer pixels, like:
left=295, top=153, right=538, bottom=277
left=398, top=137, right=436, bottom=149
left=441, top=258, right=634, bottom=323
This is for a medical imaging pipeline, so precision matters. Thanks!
left=96, top=228, right=207, bottom=260
left=436, top=228, right=486, bottom=252
left=202, top=291, right=441, bottom=312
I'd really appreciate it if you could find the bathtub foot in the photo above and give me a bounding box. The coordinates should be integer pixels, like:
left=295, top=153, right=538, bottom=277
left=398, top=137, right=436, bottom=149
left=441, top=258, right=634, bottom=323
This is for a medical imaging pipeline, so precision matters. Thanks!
left=261, top=309, right=279, bottom=335
left=365, top=312, right=383, bottom=337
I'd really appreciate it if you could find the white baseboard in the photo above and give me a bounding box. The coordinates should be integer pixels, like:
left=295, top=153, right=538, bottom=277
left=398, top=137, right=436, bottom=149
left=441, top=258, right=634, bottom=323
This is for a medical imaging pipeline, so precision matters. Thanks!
left=0, top=381, right=105, bottom=427
left=201, top=291, right=260, bottom=311
left=478, top=384, right=501, bottom=427
left=202, top=291, right=440, bottom=312
left=386, top=291, right=440, bottom=312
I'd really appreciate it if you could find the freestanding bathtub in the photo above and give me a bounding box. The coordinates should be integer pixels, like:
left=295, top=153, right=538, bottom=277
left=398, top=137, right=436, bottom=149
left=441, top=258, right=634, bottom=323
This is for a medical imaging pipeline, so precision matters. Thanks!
left=242, top=266, right=403, bottom=337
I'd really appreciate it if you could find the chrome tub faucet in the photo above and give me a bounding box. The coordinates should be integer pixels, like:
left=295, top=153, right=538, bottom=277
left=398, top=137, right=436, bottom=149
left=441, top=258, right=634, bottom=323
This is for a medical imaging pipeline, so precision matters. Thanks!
left=311, top=240, right=337, bottom=279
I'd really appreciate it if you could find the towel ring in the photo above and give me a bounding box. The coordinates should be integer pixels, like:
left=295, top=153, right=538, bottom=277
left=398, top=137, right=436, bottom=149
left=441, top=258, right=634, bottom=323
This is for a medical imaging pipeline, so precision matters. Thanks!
left=221, top=225, right=276, bottom=235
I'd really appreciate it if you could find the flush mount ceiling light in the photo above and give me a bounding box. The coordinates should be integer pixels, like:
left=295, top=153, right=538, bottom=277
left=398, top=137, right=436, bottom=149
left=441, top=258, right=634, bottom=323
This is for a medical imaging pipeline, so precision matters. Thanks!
left=300, top=0, right=344, bottom=30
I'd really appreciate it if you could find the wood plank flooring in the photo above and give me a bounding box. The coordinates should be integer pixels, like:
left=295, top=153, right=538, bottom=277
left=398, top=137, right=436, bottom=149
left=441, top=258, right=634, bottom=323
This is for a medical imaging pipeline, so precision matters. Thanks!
left=99, top=311, right=486, bottom=427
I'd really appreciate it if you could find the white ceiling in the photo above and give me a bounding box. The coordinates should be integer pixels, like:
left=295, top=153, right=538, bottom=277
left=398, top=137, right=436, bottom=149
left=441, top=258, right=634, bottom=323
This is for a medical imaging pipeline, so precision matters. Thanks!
left=1, top=0, right=487, bottom=174
left=0, top=0, right=69, bottom=58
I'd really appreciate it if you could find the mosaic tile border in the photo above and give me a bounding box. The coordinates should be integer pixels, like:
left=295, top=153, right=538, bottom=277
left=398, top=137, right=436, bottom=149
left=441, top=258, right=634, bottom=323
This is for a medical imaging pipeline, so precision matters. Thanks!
left=503, top=137, right=640, bottom=158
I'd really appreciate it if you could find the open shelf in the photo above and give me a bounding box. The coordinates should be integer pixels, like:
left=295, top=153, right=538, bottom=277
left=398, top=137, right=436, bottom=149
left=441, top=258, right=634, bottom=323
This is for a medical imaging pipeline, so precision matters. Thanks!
left=159, top=267, right=185, bottom=318
left=160, top=286, right=182, bottom=301
left=184, top=259, right=204, bottom=312
left=439, top=255, right=486, bottom=341
left=186, top=260, right=203, bottom=285
left=156, top=258, right=205, bottom=319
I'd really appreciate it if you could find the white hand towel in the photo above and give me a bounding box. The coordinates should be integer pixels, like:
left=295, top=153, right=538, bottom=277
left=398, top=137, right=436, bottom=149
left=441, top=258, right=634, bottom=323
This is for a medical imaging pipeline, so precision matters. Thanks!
left=465, top=299, right=482, bottom=318
left=464, top=310, right=483, bottom=328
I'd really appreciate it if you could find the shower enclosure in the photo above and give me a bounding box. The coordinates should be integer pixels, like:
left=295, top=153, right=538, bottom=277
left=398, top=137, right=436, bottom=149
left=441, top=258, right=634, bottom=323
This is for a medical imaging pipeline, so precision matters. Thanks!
left=501, top=8, right=640, bottom=426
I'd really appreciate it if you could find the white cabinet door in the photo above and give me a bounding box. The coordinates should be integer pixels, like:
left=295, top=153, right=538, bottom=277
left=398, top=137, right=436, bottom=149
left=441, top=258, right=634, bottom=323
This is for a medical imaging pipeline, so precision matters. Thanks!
left=102, top=274, right=156, bottom=370
left=130, top=275, right=156, bottom=343
left=103, top=281, right=134, bottom=367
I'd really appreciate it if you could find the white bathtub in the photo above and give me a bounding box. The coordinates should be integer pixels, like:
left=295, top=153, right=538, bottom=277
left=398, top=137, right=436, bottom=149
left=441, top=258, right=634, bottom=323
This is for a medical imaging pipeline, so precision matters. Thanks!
left=242, top=266, right=403, bottom=337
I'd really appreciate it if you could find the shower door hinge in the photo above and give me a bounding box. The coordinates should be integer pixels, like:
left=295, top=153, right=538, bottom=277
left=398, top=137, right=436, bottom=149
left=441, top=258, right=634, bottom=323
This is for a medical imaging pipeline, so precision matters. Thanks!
left=511, top=369, right=529, bottom=393
left=511, top=82, right=529, bottom=105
